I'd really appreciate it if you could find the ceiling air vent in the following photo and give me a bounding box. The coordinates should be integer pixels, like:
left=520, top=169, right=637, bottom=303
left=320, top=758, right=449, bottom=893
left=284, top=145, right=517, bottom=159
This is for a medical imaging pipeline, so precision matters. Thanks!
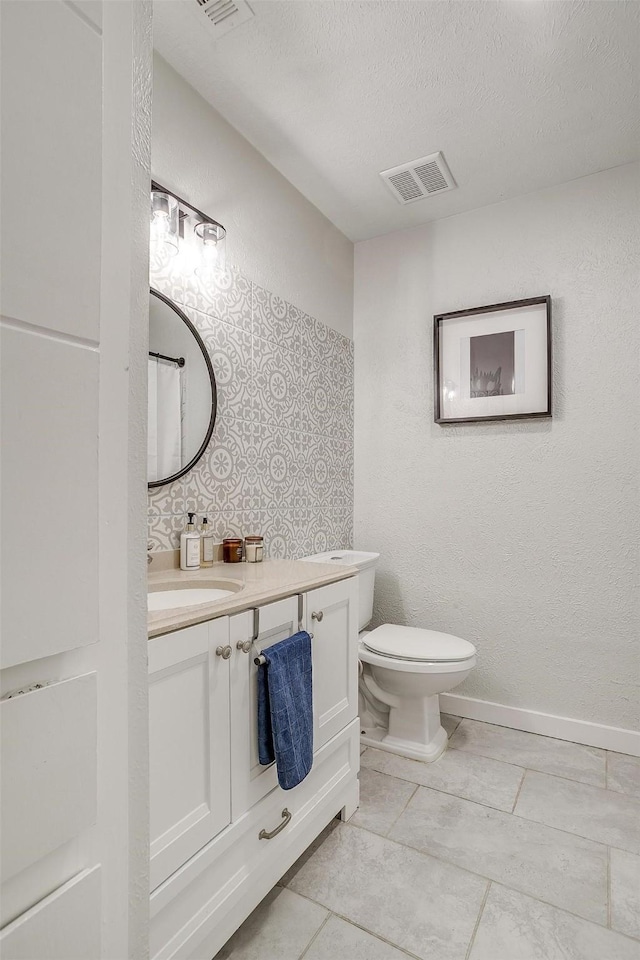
left=380, top=152, right=456, bottom=205
left=195, top=0, right=254, bottom=37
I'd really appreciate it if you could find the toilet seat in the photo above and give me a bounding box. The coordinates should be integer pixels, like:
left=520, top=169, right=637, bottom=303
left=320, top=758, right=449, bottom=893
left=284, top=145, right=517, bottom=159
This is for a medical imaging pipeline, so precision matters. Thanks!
left=362, top=624, right=476, bottom=663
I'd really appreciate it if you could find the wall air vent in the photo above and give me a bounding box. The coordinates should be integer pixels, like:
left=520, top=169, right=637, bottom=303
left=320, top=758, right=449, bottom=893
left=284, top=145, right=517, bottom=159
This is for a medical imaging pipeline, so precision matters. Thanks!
left=380, top=152, right=456, bottom=205
left=195, top=0, right=254, bottom=37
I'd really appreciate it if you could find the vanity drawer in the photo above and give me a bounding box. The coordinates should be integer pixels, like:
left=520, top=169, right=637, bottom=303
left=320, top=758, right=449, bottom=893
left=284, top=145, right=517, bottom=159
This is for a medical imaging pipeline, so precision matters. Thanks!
left=237, top=723, right=357, bottom=870
left=150, top=718, right=360, bottom=960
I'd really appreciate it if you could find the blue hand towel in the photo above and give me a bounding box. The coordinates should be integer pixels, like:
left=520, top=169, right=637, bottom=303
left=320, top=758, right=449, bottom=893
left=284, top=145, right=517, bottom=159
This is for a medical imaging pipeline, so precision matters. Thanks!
left=257, top=630, right=313, bottom=790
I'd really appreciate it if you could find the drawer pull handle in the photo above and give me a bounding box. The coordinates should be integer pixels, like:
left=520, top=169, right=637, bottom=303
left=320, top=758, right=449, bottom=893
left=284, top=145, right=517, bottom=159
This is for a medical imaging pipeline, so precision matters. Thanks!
left=215, top=645, right=232, bottom=660
left=236, top=640, right=252, bottom=654
left=311, top=610, right=324, bottom=622
left=259, top=808, right=292, bottom=840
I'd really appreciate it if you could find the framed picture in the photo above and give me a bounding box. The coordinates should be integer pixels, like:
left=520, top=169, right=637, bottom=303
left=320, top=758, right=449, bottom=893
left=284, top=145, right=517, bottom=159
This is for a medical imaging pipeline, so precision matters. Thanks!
left=434, top=296, right=552, bottom=424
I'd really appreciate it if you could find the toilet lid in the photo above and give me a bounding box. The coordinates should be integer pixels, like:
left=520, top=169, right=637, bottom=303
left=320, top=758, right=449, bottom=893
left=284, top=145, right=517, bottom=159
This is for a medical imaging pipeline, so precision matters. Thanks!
left=362, top=624, right=476, bottom=662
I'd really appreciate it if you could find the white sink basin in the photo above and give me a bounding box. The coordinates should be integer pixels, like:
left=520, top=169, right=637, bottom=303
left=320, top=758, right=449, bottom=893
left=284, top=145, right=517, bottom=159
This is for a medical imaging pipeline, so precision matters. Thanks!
left=148, top=580, right=242, bottom=612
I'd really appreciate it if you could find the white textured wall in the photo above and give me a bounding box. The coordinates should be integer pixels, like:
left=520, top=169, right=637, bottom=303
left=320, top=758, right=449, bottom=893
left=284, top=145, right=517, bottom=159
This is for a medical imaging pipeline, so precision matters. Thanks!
left=354, top=163, right=640, bottom=731
left=152, top=54, right=354, bottom=337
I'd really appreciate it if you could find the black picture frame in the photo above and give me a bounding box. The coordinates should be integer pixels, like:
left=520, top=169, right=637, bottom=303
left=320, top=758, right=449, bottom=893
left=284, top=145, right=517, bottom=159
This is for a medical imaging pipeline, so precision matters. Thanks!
left=433, top=295, right=552, bottom=424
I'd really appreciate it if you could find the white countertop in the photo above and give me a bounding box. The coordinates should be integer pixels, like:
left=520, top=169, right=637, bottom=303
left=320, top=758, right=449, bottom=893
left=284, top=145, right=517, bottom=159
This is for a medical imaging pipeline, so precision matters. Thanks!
left=147, top=558, right=357, bottom=638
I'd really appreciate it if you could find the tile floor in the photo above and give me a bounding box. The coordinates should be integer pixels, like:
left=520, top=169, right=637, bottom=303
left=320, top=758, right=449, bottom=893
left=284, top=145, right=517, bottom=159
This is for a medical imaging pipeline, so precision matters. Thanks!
left=215, top=717, right=640, bottom=960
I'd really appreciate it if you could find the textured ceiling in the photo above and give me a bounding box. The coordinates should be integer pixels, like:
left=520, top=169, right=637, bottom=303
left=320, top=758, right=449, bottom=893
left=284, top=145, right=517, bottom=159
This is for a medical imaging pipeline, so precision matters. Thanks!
left=153, top=0, right=640, bottom=241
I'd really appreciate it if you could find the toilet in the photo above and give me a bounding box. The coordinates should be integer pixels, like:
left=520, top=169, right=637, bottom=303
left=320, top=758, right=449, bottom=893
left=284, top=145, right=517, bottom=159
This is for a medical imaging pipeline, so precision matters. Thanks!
left=301, top=550, right=476, bottom=762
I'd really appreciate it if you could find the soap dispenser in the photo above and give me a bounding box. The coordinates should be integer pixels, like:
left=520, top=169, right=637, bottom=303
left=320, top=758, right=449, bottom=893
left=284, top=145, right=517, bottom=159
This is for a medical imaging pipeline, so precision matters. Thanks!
left=200, top=516, right=214, bottom=567
left=180, top=513, right=201, bottom=571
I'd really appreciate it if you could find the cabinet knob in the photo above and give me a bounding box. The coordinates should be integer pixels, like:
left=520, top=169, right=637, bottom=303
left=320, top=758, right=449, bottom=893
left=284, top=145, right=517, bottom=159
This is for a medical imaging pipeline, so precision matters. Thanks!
left=215, top=645, right=232, bottom=660
left=311, top=610, right=324, bottom=622
left=236, top=640, right=252, bottom=654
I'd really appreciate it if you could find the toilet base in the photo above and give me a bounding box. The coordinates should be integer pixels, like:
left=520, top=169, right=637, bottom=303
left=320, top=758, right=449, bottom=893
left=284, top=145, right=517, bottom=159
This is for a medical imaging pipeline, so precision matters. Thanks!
left=359, top=665, right=451, bottom=763
left=360, top=722, right=448, bottom=763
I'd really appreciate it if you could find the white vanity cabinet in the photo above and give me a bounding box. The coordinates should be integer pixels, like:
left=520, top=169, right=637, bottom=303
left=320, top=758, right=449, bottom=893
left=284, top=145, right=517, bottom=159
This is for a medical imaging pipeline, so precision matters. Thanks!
left=148, top=575, right=360, bottom=960
left=148, top=617, right=231, bottom=891
left=229, top=586, right=359, bottom=820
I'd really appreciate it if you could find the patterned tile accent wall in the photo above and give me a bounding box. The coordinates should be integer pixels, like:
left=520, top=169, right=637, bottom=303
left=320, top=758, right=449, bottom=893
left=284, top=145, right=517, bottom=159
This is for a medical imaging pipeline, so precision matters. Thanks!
left=148, top=251, right=354, bottom=558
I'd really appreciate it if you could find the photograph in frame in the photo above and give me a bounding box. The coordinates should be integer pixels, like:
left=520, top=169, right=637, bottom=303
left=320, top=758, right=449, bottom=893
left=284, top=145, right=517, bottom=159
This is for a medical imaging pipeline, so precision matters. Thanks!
left=434, top=296, right=551, bottom=424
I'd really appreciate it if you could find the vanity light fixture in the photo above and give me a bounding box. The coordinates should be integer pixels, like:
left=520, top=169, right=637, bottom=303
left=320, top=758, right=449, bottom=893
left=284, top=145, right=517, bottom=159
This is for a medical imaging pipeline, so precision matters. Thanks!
left=149, top=181, right=227, bottom=281
left=195, top=220, right=226, bottom=280
left=150, top=190, right=179, bottom=255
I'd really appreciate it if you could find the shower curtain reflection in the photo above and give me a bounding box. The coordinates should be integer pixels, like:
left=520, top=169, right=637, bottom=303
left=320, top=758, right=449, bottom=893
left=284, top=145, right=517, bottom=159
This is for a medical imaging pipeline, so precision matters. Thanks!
left=148, top=356, right=183, bottom=481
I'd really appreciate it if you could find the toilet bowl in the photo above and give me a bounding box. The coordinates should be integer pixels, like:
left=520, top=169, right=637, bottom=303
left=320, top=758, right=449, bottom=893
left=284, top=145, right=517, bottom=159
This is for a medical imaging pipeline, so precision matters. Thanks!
left=359, top=624, right=476, bottom=761
left=301, top=550, right=477, bottom=763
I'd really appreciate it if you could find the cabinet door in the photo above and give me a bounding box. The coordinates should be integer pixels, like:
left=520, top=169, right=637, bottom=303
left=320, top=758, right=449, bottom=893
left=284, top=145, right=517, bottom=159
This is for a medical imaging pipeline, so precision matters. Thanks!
left=306, top=578, right=358, bottom=750
left=230, top=597, right=299, bottom=819
left=148, top=619, right=231, bottom=890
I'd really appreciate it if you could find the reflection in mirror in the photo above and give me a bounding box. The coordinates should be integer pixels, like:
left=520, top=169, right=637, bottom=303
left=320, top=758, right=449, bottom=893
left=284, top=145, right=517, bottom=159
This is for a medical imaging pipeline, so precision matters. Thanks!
left=148, top=289, right=217, bottom=487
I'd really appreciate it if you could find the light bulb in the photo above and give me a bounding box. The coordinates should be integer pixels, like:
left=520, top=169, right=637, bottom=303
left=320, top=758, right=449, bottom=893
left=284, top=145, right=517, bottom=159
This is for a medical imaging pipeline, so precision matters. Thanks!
left=195, top=220, right=226, bottom=281
left=150, top=191, right=178, bottom=256
left=150, top=211, right=169, bottom=243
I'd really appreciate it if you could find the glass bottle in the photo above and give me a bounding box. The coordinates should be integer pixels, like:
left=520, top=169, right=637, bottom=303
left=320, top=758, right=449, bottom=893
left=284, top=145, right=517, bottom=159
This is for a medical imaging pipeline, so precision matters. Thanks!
left=200, top=516, right=214, bottom=567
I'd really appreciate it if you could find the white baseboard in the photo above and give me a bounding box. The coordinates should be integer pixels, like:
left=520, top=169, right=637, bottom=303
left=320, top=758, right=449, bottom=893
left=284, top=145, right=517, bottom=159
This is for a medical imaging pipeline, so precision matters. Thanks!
left=439, top=693, right=640, bottom=757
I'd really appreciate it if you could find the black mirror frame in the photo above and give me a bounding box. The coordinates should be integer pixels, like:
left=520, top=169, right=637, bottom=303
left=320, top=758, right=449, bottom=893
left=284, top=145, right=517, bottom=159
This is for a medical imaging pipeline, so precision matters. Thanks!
left=148, top=287, right=218, bottom=489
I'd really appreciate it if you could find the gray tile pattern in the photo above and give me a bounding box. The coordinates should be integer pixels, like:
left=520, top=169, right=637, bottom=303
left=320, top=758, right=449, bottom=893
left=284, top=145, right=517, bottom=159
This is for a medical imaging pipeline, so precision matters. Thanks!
left=350, top=767, right=417, bottom=835
left=148, top=264, right=354, bottom=555
left=252, top=285, right=301, bottom=353
left=192, top=307, right=254, bottom=422
left=253, top=337, right=301, bottom=431
left=450, top=719, right=607, bottom=786
left=361, top=744, right=524, bottom=812
left=218, top=731, right=640, bottom=960
left=215, top=887, right=327, bottom=960
left=149, top=244, right=184, bottom=308
left=469, top=884, right=640, bottom=960
left=285, top=822, right=488, bottom=960
left=388, top=782, right=608, bottom=922
left=182, top=266, right=252, bottom=333
left=184, top=417, right=257, bottom=515
left=303, top=915, right=415, bottom=960
left=611, top=849, right=640, bottom=940
left=608, top=751, right=640, bottom=799
left=515, top=769, right=640, bottom=854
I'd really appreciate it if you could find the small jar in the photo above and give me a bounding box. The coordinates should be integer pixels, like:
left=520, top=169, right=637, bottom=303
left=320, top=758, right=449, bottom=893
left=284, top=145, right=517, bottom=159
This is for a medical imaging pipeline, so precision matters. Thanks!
left=222, top=537, right=243, bottom=563
left=244, top=536, right=264, bottom=563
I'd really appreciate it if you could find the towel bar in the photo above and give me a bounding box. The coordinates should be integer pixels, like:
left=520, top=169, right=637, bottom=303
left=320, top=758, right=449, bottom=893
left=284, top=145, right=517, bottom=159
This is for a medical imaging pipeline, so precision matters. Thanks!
left=252, top=595, right=306, bottom=643
left=253, top=630, right=313, bottom=666
left=251, top=597, right=314, bottom=665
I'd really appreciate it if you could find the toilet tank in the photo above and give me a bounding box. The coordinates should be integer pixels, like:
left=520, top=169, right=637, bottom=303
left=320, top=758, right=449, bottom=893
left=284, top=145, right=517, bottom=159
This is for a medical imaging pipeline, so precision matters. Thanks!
left=300, top=550, right=380, bottom=631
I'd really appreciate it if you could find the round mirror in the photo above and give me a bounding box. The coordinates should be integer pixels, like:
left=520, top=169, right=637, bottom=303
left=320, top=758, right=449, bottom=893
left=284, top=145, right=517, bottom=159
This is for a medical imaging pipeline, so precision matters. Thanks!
left=148, top=288, right=217, bottom=487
